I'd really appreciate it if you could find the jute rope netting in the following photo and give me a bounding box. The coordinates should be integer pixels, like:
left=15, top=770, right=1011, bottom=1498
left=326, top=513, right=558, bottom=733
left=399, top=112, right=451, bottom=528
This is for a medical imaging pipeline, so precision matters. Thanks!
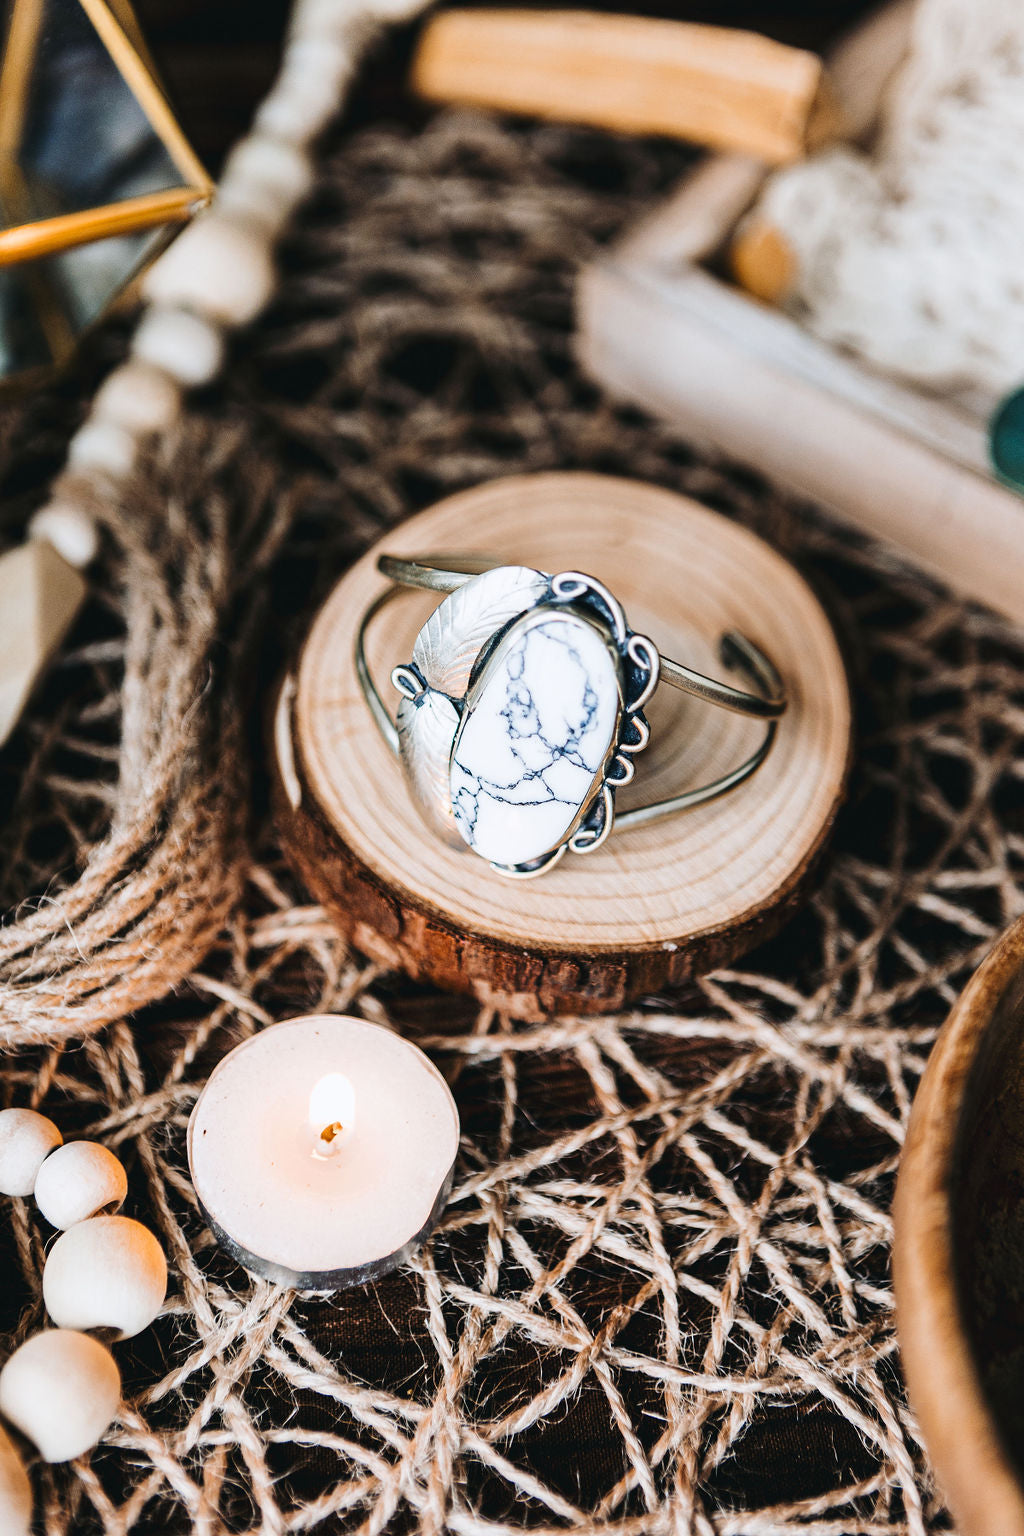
left=1, top=106, right=1023, bottom=1534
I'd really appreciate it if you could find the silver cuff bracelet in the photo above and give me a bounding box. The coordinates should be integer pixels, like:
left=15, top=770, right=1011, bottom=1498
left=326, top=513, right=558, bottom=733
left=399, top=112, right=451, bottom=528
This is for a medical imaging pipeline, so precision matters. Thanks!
left=356, top=554, right=787, bottom=878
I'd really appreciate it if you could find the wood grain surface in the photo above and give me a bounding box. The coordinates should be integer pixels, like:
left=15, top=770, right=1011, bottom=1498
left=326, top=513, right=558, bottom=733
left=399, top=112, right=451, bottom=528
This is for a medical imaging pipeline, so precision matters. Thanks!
left=275, top=472, right=851, bottom=1015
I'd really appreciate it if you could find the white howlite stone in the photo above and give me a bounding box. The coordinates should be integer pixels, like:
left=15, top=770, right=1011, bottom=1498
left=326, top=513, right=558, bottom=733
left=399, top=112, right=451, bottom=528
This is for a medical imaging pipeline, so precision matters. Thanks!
left=33, top=1141, right=128, bottom=1229
left=27, top=502, right=99, bottom=569
left=450, top=613, right=619, bottom=867
left=0, top=1422, right=32, bottom=1536
left=0, top=1330, right=121, bottom=1463
left=66, top=420, right=136, bottom=480
left=0, top=1109, right=62, bottom=1197
left=43, top=1215, right=167, bottom=1338
left=132, top=306, right=225, bottom=387
left=93, top=360, right=181, bottom=435
left=217, top=135, right=314, bottom=231
left=143, top=216, right=275, bottom=328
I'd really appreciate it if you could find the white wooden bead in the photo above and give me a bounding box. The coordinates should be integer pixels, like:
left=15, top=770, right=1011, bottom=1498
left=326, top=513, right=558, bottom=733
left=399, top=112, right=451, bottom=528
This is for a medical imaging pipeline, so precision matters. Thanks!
left=255, top=42, right=353, bottom=143
left=42, top=1215, right=167, bottom=1338
left=0, top=1330, right=120, bottom=1463
left=254, top=87, right=324, bottom=145
left=217, top=135, right=314, bottom=231
left=28, top=501, right=99, bottom=569
left=0, top=1423, right=32, bottom=1536
left=66, top=420, right=136, bottom=480
left=0, top=1110, right=62, bottom=1197
left=33, top=1142, right=127, bottom=1229
left=132, top=306, right=225, bottom=387
left=93, top=361, right=181, bottom=436
left=285, top=34, right=351, bottom=87
left=288, top=0, right=352, bottom=42
left=143, top=215, right=275, bottom=328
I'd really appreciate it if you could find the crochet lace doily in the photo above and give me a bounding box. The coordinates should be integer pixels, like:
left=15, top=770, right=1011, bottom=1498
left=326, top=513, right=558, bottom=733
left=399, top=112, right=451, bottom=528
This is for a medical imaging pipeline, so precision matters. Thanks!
left=754, top=0, right=1024, bottom=397
left=2, top=108, right=1022, bottom=1535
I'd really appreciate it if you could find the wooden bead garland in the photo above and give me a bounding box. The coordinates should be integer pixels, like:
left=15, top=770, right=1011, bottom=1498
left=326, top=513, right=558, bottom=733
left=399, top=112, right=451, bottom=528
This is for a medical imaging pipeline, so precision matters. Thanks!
left=0, top=1107, right=168, bottom=1523
left=1, top=0, right=438, bottom=1509
left=0, top=1111, right=62, bottom=1198
left=2, top=0, right=434, bottom=756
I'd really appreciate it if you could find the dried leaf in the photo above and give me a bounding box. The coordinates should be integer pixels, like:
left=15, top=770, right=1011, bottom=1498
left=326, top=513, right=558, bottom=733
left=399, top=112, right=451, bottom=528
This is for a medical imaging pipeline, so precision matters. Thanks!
left=412, top=566, right=547, bottom=696
left=397, top=688, right=464, bottom=846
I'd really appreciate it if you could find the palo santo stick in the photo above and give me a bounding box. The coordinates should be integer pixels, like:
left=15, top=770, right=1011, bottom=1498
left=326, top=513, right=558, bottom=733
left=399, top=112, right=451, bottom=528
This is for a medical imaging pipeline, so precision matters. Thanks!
left=412, top=10, right=836, bottom=164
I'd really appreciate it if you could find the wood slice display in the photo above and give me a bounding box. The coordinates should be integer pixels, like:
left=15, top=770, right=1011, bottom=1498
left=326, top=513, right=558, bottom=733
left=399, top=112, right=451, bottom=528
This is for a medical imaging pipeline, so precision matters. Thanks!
left=274, top=472, right=851, bottom=1018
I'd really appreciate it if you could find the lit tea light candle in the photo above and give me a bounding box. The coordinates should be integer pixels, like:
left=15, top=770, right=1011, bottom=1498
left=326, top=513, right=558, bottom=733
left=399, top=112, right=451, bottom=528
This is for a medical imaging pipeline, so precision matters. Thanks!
left=187, top=1015, right=460, bottom=1289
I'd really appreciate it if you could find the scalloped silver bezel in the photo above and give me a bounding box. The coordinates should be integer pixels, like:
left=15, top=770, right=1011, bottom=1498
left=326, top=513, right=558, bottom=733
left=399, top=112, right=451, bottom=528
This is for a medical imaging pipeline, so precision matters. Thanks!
left=393, top=567, right=658, bottom=878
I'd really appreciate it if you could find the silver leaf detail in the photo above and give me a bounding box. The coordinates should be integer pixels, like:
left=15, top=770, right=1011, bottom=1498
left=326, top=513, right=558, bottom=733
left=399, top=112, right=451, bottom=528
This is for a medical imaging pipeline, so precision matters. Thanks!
left=396, top=687, right=464, bottom=847
left=412, top=565, right=548, bottom=697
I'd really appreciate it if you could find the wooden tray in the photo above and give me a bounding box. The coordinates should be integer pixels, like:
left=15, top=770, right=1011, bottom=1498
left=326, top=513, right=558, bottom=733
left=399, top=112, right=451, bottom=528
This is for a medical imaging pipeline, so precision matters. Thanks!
left=577, top=2, right=1024, bottom=626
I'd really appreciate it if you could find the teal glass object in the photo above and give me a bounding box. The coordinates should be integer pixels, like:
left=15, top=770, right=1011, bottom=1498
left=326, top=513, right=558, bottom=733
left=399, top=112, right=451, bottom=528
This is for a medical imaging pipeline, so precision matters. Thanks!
left=989, top=385, right=1024, bottom=491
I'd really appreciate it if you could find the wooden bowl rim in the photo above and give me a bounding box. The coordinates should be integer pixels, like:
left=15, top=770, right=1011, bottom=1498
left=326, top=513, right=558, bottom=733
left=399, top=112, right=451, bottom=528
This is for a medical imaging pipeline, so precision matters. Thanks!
left=893, top=914, right=1024, bottom=1536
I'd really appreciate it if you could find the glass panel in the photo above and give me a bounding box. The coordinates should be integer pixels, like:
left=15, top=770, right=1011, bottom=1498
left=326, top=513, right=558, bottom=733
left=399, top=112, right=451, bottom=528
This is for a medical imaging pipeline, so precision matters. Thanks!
left=0, top=221, right=170, bottom=375
left=0, top=0, right=186, bottom=379
left=0, top=0, right=182, bottom=222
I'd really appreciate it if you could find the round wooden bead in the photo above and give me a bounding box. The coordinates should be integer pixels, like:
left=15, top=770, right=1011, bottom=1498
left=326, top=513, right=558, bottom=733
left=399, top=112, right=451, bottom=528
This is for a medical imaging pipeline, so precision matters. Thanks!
left=217, top=135, right=313, bottom=231
left=143, top=215, right=275, bottom=328
left=0, top=1423, right=32, bottom=1536
left=28, top=501, right=100, bottom=569
left=255, top=41, right=352, bottom=143
left=288, top=0, right=352, bottom=41
left=66, top=420, right=136, bottom=480
left=93, top=360, right=181, bottom=436
left=33, top=1142, right=127, bottom=1229
left=42, top=1215, right=167, bottom=1338
left=0, top=1110, right=62, bottom=1198
left=0, top=1330, right=120, bottom=1463
left=132, top=306, right=225, bottom=388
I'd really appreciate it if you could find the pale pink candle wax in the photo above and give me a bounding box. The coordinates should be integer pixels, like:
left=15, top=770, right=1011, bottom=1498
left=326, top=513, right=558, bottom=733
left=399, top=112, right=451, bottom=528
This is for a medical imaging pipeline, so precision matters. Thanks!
left=187, top=1015, right=459, bottom=1288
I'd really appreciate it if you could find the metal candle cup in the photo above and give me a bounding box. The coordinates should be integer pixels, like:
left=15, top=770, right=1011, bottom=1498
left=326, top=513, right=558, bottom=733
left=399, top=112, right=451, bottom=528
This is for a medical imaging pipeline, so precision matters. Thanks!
left=187, top=1016, right=459, bottom=1289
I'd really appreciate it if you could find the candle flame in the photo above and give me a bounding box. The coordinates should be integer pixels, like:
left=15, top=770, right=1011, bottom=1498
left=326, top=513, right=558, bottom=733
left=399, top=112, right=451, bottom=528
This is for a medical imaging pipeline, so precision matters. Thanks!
left=308, top=1072, right=356, bottom=1147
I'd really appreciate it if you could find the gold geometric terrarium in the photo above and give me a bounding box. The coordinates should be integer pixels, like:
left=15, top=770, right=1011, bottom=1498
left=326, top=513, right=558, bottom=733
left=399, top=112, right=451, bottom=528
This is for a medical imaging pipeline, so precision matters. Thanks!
left=0, top=0, right=212, bottom=381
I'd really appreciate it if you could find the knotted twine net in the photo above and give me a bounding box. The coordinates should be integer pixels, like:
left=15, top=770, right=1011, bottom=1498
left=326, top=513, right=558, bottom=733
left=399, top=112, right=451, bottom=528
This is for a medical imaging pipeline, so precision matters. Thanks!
left=1, top=105, right=1023, bottom=1534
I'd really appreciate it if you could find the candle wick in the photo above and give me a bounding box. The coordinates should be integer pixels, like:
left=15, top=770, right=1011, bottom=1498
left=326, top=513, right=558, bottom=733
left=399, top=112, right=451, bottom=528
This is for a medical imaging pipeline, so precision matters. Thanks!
left=320, top=1121, right=344, bottom=1145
